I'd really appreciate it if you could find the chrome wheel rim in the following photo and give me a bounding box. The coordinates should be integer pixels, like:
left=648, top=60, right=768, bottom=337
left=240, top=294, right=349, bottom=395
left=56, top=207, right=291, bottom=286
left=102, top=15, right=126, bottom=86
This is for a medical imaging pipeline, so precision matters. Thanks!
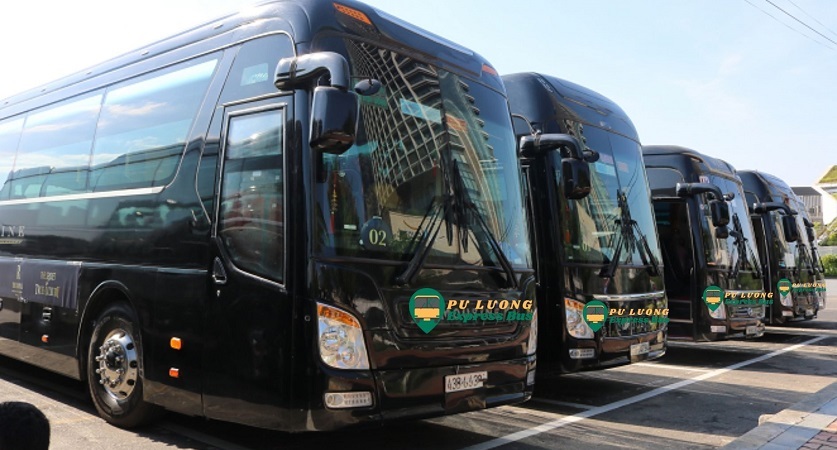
left=94, top=329, right=139, bottom=400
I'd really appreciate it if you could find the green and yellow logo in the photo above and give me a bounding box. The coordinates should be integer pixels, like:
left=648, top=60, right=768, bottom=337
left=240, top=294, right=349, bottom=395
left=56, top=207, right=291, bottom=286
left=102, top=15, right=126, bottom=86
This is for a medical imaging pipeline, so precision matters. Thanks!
left=777, top=278, right=792, bottom=298
left=703, top=285, right=724, bottom=312
left=410, top=288, right=445, bottom=334
left=582, top=300, right=609, bottom=332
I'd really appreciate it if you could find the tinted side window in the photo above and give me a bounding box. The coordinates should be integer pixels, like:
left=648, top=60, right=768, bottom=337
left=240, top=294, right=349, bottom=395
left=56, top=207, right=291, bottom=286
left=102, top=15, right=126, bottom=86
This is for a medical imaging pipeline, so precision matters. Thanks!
left=0, top=117, right=24, bottom=200
left=219, top=35, right=294, bottom=103
left=90, top=55, right=219, bottom=192
left=219, top=109, right=284, bottom=283
left=646, top=167, right=685, bottom=196
left=11, top=94, right=102, bottom=199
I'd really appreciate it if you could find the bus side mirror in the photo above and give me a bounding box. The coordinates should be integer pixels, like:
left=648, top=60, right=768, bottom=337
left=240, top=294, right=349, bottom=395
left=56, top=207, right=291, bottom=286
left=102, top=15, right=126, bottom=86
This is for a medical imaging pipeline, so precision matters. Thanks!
left=309, top=86, right=359, bottom=154
left=563, top=158, right=591, bottom=200
left=715, top=225, right=730, bottom=239
left=710, top=200, right=730, bottom=227
left=782, top=215, right=799, bottom=242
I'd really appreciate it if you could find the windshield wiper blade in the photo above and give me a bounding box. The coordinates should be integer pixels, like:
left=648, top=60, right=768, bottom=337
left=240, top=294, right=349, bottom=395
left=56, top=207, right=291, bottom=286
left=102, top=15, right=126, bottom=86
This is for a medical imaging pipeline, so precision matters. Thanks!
left=451, top=160, right=518, bottom=288
left=394, top=197, right=449, bottom=286
left=600, top=190, right=660, bottom=278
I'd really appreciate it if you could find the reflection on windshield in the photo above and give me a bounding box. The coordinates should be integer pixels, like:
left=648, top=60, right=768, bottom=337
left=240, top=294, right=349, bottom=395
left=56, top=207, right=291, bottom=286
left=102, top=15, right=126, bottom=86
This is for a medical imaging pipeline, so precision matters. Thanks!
left=701, top=176, right=762, bottom=287
left=559, top=125, right=661, bottom=267
left=313, top=39, right=530, bottom=269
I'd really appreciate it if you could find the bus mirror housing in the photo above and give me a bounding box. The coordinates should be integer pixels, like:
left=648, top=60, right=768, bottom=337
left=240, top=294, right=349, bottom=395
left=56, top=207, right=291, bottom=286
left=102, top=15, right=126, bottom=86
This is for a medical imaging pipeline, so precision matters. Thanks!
left=563, top=158, right=591, bottom=200
left=709, top=200, right=730, bottom=228
left=309, top=86, right=359, bottom=154
left=715, top=225, right=730, bottom=239
left=782, top=215, right=799, bottom=242
left=275, top=52, right=350, bottom=90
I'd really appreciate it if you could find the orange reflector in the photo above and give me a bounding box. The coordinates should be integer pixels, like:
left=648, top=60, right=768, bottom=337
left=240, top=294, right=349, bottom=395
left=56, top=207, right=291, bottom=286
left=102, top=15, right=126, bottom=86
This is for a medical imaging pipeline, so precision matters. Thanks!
left=317, top=303, right=361, bottom=328
left=170, top=337, right=182, bottom=350
left=481, top=64, right=498, bottom=76
left=41, top=335, right=49, bottom=343
left=334, top=3, right=372, bottom=25
left=169, top=368, right=180, bottom=378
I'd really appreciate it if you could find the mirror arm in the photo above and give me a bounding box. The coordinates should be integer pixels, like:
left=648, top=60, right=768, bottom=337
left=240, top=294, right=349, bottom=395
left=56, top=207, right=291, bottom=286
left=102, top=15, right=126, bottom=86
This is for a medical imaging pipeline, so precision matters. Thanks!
left=275, top=51, right=350, bottom=90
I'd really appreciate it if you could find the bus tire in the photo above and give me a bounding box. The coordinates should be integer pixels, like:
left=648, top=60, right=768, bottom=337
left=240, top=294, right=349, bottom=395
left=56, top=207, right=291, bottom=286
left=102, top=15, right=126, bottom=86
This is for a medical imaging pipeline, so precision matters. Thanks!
left=86, top=302, right=161, bottom=428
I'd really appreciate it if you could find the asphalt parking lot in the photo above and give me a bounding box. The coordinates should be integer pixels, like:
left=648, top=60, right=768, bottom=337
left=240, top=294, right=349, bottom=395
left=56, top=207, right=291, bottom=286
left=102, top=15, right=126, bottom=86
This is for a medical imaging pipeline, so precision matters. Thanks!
left=1, top=280, right=835, bottom=450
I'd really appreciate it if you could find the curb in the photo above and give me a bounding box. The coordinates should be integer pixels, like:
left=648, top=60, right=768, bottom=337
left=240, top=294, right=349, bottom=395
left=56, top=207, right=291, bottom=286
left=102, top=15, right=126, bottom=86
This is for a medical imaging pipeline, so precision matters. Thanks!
left=723, top=381, right=837, bottom=449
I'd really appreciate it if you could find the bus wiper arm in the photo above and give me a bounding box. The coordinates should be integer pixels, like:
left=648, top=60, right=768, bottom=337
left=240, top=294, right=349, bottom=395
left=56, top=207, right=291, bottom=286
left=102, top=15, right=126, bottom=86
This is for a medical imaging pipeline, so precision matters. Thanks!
left=395, top=197, right=449, bottom=286
left=452, top=160, right=518, bottom=288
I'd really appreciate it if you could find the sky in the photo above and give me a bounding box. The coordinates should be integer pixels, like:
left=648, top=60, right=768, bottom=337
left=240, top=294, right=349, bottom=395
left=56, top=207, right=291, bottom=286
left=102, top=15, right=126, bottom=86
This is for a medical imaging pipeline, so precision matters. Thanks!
left=1, top=0, right=835, bottom=186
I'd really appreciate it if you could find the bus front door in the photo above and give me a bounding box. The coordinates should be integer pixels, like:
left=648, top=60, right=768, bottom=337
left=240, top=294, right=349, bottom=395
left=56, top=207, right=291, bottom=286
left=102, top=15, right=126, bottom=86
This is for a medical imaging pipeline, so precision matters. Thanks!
left=654, top=200, right=697, bottom=339
left=202, top=98, right=295, bottom=429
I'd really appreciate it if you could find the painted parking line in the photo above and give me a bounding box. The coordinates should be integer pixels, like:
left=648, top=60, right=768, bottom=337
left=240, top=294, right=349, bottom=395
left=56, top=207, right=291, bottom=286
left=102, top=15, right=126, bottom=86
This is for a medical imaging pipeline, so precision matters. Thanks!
left=528, top=398, right=595, bottom=410
left=464, top=336, right=827, bottom=450
left=632, top=362, right=713, bottom=372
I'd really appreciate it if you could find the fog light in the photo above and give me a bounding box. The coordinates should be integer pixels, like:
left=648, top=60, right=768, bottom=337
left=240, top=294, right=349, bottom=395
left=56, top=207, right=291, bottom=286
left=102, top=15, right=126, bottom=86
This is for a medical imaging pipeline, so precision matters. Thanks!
left=568, top=348, right=596, bottom=359
left=526, top=370, right=536, bottom=386
left=710, top=325, right=726, bottom=333
left=324, top=391, right=373, bottom=409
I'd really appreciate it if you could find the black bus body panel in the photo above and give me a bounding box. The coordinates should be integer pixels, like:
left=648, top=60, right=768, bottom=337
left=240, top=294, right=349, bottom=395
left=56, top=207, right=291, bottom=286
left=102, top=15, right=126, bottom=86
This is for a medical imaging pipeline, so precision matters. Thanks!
left=504, top=73, right=665, bottom=373
left=643, top=145, right=765, bottom=341
left=738, top=170, right=819, bottom=323
left=0, top=0, right=533, bottom=432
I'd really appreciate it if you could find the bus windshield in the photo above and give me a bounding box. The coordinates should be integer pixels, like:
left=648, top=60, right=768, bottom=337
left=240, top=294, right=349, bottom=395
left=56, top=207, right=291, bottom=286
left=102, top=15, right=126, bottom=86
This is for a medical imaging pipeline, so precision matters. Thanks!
left=559, top=127, right=661, bottom=267
left=313, top=40, right=530, bottom=269
left=702, top=176, right=762, bottom=279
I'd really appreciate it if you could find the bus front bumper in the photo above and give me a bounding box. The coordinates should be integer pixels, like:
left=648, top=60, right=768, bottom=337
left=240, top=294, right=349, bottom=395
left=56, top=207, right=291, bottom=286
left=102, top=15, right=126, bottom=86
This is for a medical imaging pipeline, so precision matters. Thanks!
left=307, top=354, right=536, bottom=431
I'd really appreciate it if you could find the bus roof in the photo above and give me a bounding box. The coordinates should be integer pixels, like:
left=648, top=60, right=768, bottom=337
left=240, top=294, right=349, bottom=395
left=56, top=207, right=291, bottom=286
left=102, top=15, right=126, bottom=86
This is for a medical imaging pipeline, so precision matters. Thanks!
left=643, top=144, right=740, bottom=181
left=738, top=170, right=797, bottom=204
left=502, top=72, right=639, bottom=142
left=1, top=0, right=498, bottom=116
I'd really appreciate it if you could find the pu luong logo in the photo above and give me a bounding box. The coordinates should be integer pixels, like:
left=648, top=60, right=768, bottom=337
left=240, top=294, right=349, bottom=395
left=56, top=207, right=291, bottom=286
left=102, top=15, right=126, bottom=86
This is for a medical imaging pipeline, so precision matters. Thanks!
left=702, top=285, right=775, bottom=307
left=409, top=288, right=534, bottom=334
left=582, top=300, right=669, bottom=332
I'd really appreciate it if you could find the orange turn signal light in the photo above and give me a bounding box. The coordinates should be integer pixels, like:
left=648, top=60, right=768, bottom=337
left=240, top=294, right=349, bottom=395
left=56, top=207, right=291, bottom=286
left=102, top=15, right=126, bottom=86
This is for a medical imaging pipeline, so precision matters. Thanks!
left=334, top=3, right=372, bottom=25
left=170, top=337, right=182, bottom=350
left=169, top=368, right=180, bottom=378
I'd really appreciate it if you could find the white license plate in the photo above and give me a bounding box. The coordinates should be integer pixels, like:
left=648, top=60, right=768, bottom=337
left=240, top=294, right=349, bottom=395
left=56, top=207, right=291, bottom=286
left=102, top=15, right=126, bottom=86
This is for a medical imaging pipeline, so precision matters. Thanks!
left=806, top=308, right=814, bottom=316
left=630, top=342, right=650, bottom=356
left=445, top=371, right=487, bottom=393
left=746, top=325, right=758, bottom=335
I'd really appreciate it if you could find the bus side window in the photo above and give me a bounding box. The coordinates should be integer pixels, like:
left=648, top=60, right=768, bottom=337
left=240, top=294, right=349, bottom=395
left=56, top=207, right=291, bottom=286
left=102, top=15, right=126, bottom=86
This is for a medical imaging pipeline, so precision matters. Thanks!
left=12, top=93, right=102, bottom=199
left=90, top=55, right=219, bottom=192
left=219, top=34, right=295, bottom=103
left=0, top=117, right=24, bottom=200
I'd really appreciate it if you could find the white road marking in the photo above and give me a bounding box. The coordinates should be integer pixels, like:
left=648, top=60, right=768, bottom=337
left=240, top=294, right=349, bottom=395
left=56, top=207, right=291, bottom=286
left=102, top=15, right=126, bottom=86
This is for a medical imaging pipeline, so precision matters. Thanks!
left=463, top=336, right=828, bottom=450
left=632, top=362, right=713, bottom=372
left=528, top=398, right=595, bottom=410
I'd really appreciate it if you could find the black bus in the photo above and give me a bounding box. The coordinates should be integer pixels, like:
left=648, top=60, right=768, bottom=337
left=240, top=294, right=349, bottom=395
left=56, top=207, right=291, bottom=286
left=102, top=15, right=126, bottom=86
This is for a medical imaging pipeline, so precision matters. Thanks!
left=503, top=73, right=666, bottom=373
left=643, top=146, right=765, bottom=341
left=0, top=0, right=536, bottom=431
left=738, top=170, right=821, bottom=322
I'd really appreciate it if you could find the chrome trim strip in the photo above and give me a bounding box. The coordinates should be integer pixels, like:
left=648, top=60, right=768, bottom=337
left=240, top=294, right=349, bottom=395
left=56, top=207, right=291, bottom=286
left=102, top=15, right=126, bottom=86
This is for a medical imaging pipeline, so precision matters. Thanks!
left=592, top=290, right=667, bottom=301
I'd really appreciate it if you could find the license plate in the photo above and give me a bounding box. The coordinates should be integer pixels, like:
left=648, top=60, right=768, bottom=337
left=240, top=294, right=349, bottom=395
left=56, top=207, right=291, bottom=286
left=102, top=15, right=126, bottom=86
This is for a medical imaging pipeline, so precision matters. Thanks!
left=630, top=342, right=650, bottom=356
left=746, top=325, right=758, bottom=335
left=445, top=371, right=487, bottom=393
left=806, top=308, right=814, bottom=316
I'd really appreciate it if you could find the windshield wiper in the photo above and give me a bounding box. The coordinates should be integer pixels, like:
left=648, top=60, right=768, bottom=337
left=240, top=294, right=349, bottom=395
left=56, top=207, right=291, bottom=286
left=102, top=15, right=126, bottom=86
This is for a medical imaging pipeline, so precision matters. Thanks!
left=394, top=196, right=450, bottom=285
left=599, top=189, right=660, bottom=278
left=451, top=159, right=518, bottom=289
left=729, top=213, right=761, bottom=280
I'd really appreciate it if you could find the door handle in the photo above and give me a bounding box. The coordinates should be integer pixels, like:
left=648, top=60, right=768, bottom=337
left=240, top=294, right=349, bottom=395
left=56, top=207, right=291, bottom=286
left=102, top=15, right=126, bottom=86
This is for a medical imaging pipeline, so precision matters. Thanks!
left=212, top=258, right=228, bottom=285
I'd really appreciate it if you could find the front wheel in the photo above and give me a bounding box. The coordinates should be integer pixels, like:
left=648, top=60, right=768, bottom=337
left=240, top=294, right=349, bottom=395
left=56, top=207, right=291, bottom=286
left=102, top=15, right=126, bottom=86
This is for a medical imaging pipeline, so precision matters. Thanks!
left=87, top=302, right=161, bottom=428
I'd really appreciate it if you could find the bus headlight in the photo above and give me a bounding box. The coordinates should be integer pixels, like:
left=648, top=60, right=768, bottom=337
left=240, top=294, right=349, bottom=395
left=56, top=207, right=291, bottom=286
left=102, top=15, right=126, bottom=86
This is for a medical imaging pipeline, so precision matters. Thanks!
left=565, top=298, right=594, bottom=339
left=317, top=303, right=370, bottom=370
left=708, top=302, right=726, bottom=319
left=527, top=309, right=538, bottom=355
